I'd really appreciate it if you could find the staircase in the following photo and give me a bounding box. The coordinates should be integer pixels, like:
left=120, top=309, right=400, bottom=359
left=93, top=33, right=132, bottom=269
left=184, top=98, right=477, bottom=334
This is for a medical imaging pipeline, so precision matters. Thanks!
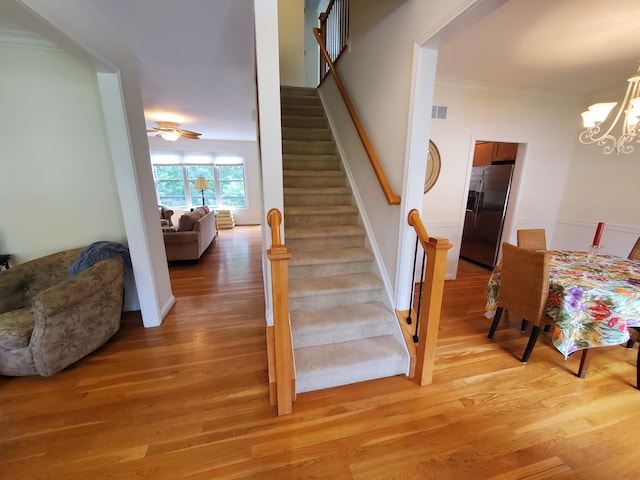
left=280, top=85, right=409, bottom=394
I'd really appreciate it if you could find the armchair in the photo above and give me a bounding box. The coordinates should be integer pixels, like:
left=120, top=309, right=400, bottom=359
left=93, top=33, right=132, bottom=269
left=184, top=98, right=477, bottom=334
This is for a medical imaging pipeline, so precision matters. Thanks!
left=159, top=205, right=175, bottom=227
left=0, top=247, right=125, bottom=376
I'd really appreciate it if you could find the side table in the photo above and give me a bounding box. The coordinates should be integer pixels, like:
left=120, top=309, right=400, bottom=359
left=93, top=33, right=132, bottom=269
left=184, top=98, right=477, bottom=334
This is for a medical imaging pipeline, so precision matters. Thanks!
left=0, top=254, right=10, bottom=270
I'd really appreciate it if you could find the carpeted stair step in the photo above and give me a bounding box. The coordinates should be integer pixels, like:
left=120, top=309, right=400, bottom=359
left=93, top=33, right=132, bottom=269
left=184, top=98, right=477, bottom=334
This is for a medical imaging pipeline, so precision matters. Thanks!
left=289, top=272, right=385, bottom=311
left=289, top=247, right=373, bottom=278
left=281, top=104, right=325, bottom=117
left=284, top=186, right=352, bottom=206
left=286, top=225, right=365, bottom=250
left=284, top=205, right=358, bottom=227
left=294, top=336, right=408, bottom=393
left=281, top=93, right=321, bottom=105
left=282, top=115, right=329, bottom=129
left=291, top=302, right=394, bottom=348
left=279, top=84, right=411, bottom=395
left=282, top=127, right=332, bottom=141
left=283, top=139, right=336, bottom=155
left=283, top=170, right=346, bottom=188
left=280, top=85, right=319, bottom=98
left=283, top=154, right=341, bottom=170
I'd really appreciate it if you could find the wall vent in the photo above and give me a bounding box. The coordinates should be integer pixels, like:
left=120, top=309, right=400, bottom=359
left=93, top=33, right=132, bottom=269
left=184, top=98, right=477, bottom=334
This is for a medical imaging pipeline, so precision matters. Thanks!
left=431, top=105, right=448, bottom=120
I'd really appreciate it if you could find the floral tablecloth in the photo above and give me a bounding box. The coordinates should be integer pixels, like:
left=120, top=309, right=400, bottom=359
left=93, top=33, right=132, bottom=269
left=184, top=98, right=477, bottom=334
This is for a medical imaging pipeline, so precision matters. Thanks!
left=486, top=250, right=640, bottom=357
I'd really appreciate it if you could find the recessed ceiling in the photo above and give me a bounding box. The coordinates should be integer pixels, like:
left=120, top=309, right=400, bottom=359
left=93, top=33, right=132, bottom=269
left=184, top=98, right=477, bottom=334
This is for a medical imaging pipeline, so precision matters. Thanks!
left=85, top=0, right=257, bottom=142
left=436, top=0, right=640, bottom=99
left=3, top=0, right=640, bottom=142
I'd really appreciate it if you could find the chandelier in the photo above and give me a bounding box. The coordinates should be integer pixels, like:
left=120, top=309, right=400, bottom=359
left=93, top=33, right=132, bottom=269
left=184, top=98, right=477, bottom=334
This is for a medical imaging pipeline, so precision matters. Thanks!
left=579, top=64, right=640, bottom=155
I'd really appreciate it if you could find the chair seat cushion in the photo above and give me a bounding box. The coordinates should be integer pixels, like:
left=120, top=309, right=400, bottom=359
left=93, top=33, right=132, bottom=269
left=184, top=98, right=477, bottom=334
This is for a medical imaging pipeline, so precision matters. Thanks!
left=0, top=307, right=34, bottom=348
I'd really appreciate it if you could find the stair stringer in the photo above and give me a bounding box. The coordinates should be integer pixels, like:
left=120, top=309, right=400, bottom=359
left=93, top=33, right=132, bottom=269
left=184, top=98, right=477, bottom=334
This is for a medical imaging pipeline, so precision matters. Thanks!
left=316, top=90, right=409, bottom=367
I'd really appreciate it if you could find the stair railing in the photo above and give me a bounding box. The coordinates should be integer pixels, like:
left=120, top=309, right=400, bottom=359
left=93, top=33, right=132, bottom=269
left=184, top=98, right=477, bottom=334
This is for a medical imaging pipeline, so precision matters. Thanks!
left=318, top=0, right=350, bottom=81
left=313, top=5, right=401, bottom=206
left=406, top=209, right=452, bottom=385
left=266, top=208, right=295, bottom=415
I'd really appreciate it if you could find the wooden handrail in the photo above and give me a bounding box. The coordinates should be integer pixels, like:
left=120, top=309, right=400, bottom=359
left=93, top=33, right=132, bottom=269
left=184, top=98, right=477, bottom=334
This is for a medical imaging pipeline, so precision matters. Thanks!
left=266, top=208, right=295, bottom=415
left=313, top=27, right=401, bottom=206
left=407, top=209, right=452, bottom=385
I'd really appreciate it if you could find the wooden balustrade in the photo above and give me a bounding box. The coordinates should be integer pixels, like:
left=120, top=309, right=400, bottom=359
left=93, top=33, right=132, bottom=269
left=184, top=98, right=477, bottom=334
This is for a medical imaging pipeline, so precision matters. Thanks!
left=406, top=209, right=452, bottom=385
left=318, top=0, right=350, bottom=81
left=266, top=208, right=295, bottom=415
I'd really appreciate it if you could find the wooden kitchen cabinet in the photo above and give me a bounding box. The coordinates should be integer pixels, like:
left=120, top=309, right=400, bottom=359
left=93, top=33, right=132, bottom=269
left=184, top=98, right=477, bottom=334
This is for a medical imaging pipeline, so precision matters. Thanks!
left=473, top=142, right=495, bottom=166
left=473, top=141, right=518, bottom=166
left=493, top=142, right=518, bottom=162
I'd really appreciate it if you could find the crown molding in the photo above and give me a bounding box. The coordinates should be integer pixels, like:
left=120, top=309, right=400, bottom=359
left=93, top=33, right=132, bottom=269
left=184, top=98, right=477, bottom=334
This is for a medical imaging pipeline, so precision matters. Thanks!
left=0, top=27, right=59, bottom=50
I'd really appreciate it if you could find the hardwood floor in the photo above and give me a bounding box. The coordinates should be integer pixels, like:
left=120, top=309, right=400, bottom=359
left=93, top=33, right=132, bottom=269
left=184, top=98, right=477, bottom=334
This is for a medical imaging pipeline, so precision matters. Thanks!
left=2, top=226, right=640, bottom=479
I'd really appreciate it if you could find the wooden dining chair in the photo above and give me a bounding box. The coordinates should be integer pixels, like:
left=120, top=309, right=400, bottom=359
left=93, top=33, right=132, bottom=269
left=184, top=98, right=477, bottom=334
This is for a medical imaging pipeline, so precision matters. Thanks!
left=488, top=242, right=554, bottom=363
left=516, top=229, right=547, bottom=250
left=629, top=237, right=640, bottom=260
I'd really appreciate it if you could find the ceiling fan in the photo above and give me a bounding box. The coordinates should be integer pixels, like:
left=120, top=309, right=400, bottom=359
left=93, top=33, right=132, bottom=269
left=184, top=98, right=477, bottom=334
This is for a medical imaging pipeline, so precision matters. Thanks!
left=147, top=121, right=201, bottom=141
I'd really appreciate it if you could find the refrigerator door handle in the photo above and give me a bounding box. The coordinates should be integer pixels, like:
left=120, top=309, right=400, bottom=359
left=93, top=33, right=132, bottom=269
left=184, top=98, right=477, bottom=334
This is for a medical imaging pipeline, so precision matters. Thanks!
left=473, top=181, right=484, bottom=227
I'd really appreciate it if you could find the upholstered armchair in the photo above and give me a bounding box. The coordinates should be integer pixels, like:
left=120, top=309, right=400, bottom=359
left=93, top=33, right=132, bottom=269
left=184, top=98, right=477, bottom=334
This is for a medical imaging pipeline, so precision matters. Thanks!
left=0, top=247, right=125, bottom=376
left=159, top=205, right=175, bottom=227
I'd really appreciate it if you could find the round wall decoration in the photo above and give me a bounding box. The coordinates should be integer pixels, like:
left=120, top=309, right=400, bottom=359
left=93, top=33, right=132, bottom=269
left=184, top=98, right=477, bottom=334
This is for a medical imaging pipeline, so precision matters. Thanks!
left=424, top=139, right=441, bottom=194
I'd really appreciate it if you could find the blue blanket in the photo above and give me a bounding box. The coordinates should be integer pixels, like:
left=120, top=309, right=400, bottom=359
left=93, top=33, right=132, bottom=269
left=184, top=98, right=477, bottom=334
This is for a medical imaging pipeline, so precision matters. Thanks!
left=69, top=241, right=132, bottom=278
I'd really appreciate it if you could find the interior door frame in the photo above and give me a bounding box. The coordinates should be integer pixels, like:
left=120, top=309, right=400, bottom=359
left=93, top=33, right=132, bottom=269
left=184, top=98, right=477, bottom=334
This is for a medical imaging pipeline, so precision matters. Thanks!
left=458, top=136, right=528, bottom=270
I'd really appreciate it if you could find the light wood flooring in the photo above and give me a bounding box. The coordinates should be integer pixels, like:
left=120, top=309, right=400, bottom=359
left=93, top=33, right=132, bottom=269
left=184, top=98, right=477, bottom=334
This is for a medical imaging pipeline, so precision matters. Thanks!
left=2, top=226, right=640, bottom=479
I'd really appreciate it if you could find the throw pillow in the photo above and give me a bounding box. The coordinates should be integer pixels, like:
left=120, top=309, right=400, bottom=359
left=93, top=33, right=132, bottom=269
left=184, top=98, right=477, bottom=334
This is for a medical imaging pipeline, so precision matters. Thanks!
left=178, top=209, right=205, bottom=231
left=178, top=212, right=197, bottom=231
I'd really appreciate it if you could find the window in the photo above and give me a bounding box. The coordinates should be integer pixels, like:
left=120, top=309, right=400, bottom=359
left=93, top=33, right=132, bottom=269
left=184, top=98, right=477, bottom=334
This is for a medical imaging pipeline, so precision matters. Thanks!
left=151, top=152, right=246, bottom=209
left=154, top=165, right=186, bottom=207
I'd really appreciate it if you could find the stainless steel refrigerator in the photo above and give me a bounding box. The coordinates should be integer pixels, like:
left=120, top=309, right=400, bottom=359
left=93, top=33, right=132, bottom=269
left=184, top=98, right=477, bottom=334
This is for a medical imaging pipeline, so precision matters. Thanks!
left=460, top=164, right=514, bottom=269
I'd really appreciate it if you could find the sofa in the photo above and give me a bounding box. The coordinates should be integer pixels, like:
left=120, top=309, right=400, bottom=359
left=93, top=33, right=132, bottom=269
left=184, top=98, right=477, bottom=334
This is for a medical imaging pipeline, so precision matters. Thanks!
left=0, top=246, right=125, bottom=376
left=162, top=206, right=217, bottom=261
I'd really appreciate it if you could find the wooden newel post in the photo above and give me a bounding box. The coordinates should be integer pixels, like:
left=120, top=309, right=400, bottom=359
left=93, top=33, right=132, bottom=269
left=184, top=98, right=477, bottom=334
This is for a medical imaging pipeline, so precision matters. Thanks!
left=266, top=209, right=295, bottom=415
left=407, top=209, right=452, bottom=386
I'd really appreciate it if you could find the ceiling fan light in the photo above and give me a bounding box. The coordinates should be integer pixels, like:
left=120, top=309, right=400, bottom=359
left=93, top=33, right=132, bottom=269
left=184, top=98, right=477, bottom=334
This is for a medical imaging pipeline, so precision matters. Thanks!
left=159, top=130, right=180, bottom=142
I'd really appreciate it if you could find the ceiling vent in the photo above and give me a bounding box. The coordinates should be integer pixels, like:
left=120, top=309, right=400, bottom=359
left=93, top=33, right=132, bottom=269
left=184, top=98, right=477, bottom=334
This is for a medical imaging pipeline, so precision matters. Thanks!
left=431, top=105, right=448, bottom=120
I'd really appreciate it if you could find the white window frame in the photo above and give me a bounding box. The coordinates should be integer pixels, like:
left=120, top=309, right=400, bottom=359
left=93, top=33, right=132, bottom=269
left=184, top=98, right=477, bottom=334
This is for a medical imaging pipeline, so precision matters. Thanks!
left=151, top=152, right=247, bottom=210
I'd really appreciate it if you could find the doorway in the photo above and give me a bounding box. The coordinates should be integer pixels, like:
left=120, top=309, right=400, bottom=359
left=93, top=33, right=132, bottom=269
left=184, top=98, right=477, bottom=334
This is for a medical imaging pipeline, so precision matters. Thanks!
left=459, top=141, right=517, bottom=270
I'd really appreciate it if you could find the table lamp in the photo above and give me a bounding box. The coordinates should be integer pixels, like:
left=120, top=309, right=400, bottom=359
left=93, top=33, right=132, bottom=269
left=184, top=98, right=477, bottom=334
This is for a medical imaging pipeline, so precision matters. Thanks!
left=194, top=176, right=209, bottom=206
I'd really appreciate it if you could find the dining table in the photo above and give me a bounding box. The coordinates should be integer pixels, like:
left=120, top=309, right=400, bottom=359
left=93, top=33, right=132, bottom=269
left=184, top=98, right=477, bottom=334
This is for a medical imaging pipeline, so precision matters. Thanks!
left=486, top=249, right=640, bottom=377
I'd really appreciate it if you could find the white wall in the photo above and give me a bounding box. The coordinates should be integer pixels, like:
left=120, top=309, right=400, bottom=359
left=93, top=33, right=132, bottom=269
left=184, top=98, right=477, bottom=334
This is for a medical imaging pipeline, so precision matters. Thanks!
left=0, top=42, right=142, bottom=311
left=15, top=0, right=175, bottom=327
left=278, top=0, right=305, bottom=87
left=319, top=0, right=479, bottom=302
left=303, top=2, right=320, bottom=87
left=554, top=136, right=640, bottom=256
left=147, top=137, right=262, bottom=225
left=0, top=44, right=126, bottom=262
left=255, top=0, right=285, bottom=327
left=425, top=82, right=581, bottom=277
left=423, top=84, right=640, bottom=277
left=327, top=0, right=640, bottom=290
